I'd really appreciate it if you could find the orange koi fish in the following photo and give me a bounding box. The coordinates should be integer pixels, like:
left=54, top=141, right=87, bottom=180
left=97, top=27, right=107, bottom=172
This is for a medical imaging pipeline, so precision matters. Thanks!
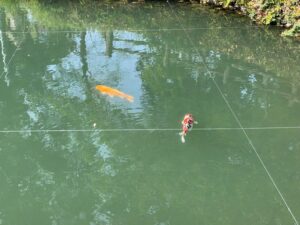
left=95, top=85, right=134, bottom=102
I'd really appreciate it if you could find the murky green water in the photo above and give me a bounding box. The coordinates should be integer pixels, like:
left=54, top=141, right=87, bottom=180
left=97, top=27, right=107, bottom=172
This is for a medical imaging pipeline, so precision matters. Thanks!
left=0, top=2, right=300, bottom=225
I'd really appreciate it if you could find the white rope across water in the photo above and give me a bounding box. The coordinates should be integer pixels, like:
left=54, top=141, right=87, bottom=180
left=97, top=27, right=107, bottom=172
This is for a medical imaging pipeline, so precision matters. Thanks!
left=0, top=126, right=300, bottom=133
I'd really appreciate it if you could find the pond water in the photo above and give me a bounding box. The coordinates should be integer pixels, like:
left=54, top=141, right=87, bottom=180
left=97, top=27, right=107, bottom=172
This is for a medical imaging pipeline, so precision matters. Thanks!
left=0, top=2, right=300, bottom=225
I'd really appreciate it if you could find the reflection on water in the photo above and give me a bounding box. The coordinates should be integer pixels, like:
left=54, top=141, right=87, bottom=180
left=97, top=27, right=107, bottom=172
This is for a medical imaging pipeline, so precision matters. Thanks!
left=0, top=2, right=300, bottom=225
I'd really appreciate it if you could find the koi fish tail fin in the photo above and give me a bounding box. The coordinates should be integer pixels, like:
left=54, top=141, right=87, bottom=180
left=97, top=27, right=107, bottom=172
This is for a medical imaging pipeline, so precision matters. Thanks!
left=179, top=131, right=185, bottom=136
left=125, top=95, right=134, bottom=103
left=181, top=135, right=185, bottom=143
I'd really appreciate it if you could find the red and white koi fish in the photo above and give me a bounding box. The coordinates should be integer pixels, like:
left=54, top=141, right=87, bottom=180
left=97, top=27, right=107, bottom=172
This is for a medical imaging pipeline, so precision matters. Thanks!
left=179, top=113, right=198, bottom=143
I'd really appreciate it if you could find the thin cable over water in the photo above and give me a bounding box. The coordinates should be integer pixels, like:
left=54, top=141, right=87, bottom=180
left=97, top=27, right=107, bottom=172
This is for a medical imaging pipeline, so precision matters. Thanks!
left=0, top=126, right=300, bottom=133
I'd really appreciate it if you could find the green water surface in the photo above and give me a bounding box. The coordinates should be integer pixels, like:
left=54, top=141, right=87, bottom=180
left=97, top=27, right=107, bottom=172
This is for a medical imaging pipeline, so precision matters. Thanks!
left=0, top=2, right=300, bottom=225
